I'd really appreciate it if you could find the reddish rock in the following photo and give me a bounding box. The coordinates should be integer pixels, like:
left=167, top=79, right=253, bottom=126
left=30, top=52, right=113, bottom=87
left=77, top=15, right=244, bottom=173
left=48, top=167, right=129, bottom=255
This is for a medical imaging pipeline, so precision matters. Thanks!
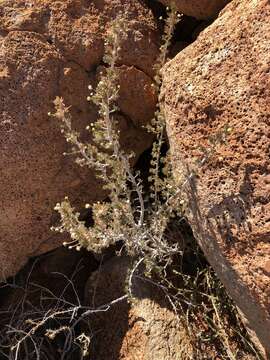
left=85, top=257, right=187, bottom=360
left=0, top=0, right=160, bottom=279
left=118, top=65, right=157, bottom=128
left=0, top=0, right=159, bottom=76
left=157, top=0, right=230, bottom=20
left=162, top=0, right=270, bottom=353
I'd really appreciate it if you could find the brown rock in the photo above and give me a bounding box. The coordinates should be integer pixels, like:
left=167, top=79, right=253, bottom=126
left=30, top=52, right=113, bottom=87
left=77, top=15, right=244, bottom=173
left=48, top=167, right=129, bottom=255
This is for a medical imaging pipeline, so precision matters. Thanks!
left=157, top=0, right=230, bottom=20
left=85, top=257, right=188, bottom=360
left=162, top=0, right=270, bottom=354
left=118, top=65, right=157, bottom=128
left=0, top=0, right=160, bottom=279
left=0, top=0, right=160, bottom=76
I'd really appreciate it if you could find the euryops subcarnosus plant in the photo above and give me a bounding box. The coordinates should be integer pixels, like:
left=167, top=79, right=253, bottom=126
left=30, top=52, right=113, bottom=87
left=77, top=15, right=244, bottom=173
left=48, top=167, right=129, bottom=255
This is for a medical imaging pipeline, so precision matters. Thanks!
left=51, top=7, right=182, bottom=270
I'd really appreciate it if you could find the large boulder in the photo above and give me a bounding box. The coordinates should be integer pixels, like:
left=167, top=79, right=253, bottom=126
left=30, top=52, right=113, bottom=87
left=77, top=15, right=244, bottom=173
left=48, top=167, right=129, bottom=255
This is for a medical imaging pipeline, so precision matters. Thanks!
left=162, top=0, right=270, bottom=353
left=0, top=0, right=159, bottom=279
left=157, top=0, right=230, bottom=20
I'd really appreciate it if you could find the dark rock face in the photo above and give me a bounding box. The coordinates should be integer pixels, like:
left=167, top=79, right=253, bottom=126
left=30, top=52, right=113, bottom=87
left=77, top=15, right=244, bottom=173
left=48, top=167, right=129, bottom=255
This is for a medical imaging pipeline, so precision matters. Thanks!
left=162, top=0, right=270, bottom=353
left=0, top=246, right=98, bottom=359
left=0, top=0, right=159, bottom=279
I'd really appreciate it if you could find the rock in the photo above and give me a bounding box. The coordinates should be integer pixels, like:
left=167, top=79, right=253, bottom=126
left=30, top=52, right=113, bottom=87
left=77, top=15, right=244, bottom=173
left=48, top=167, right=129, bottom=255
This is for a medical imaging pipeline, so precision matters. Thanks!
left=0, top=0, right=160, bottom=279
left=157, top=0, right=230, bottom=20
left=162, top=0, right=270, bottom=354
left=238, top=308, right=269, bottom=360
left=118, top=65, right=157, bottom=128
left=84, top=257, right=187, bottom=360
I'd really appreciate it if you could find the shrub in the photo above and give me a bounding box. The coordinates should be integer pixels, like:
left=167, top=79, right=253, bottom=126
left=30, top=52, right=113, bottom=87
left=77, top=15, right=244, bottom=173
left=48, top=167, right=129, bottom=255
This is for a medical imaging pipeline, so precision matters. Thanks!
left=51, top=7, right=182, bottom=270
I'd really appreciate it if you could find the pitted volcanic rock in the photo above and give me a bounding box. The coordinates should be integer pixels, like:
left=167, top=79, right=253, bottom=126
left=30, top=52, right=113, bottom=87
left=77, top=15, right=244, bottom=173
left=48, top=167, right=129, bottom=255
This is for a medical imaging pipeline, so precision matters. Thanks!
left=161, top=0, right=270, bottom=353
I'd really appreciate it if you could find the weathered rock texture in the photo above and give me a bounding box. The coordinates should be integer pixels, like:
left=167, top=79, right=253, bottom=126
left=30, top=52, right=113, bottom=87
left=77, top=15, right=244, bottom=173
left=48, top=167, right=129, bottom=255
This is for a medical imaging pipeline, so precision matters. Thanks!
left=162, top=0, right=270, bottom=353
left=85, top=257, right=189, bottom=360
left=0, top=0, right=159, bottom=279
left=157, top=0, right=230, bottom=20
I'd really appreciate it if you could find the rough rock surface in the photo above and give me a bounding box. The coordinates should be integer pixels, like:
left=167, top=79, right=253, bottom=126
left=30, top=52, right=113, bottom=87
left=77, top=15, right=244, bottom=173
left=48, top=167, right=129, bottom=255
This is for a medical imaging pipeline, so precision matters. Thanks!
left=0, top=0, right=159, bottom=279
left=157, top=0, right=230, bottom=20
left=162, top=0, right=270, bottom=353
left=85, top=257, right=187, bottom=360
